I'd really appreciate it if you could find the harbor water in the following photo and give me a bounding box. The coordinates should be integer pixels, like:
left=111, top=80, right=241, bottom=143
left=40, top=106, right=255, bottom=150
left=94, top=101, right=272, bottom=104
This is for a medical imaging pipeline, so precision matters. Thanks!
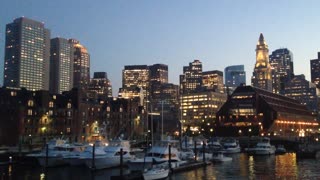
left=1, top=153, right=320, bottom=180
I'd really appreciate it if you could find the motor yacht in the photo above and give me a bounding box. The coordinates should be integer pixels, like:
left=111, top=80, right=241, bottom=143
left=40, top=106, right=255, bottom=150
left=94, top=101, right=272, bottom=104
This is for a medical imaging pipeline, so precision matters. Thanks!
left=222, top=138, right=241, bottom=154
left=248, top=137, right=276, bottom=155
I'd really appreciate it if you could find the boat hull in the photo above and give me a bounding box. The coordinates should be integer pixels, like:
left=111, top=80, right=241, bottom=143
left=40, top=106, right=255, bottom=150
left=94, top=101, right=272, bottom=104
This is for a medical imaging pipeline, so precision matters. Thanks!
left=143, top=168, right=169, bottom=180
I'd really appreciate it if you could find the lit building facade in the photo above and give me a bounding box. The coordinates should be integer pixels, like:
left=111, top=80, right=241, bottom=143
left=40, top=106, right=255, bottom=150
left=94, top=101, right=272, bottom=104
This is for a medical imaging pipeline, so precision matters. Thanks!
left=284, top=75, right=318, bottom=117
left=216, top=86, right=317, bottom=137
left=202, top=70, right=224, bottom=93
left=180, top=91, right=227, bottom=136
left=310, top=52, right=320, bottom=88
left=88, top=72, right=112, bottom=101
left=69, top=39, right=90, bottom=91
left=180, top=60, right=202, bottom=94
left=149, top=64, right=168, bottom=100
left=3, top=17, right=50, bottom=91
left=121, top=65, right=149, bottom=100
left=251, top=33, right=272, bottom=92
left=269, top=48, right=294, bottom=94
left=224, top=65, right=246, bottom=93
left=50, top=37, right=74, bottom=94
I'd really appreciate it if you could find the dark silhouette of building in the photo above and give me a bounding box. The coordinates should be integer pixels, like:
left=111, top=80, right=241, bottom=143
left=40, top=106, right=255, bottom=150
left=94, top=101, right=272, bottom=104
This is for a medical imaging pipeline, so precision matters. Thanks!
left=310, top=52, right=320, bottom=88
left=88, top=72, right=112, bottom=101
left=50, top=37, right=74, bottom=94
left=224, top=65, right=246, bottom=93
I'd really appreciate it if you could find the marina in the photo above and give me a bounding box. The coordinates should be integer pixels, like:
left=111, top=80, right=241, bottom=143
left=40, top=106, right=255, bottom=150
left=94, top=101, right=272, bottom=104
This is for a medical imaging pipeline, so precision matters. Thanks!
left=1, top=153, right=320, bottom=179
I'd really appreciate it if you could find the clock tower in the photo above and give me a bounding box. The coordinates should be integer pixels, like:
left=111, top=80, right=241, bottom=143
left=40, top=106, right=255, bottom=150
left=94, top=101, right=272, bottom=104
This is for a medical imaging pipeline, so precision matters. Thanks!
left=251, top=33, right=272, bottom=91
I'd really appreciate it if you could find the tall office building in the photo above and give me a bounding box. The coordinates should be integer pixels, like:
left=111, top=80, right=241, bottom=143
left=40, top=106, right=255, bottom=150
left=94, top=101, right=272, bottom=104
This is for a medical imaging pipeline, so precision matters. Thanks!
left=120, top=65, right=149, bottom=99
left=202, top=70, right=224, bottom=93
left=310, top=52, right=320, bottom=88
left=149, top=64, right=168, bottom=100
left=269, top=48, right=294, bottom=94
left=88, top=72, right=112, bottom=100
left=284, top=75, right=318, bottom=117
left=69, top=39, right=90, bottom=91
left=180, top=60, right=202, bottom=94
left=251, top=33, right=272, bottom=92
left=3, top=17, right=50, bottom=91
left=50, top=37, right=74, bottom=94
left=224, top=65, right=246, bottom=93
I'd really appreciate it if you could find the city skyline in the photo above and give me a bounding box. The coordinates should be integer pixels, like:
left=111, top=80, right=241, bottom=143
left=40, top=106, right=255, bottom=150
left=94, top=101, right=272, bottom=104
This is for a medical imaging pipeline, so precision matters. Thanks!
left=1, top=1, right=320, bottom=95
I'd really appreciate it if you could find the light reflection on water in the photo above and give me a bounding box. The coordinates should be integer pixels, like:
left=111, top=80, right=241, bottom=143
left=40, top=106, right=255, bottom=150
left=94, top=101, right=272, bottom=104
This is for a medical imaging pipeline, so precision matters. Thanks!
left=0, top=153, right=320, bottom=180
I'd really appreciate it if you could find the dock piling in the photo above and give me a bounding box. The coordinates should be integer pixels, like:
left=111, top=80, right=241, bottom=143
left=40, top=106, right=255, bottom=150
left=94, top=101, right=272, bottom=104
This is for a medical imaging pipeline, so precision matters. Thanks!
left=120, top=148, right=123, bottom=176
left=91, top=144, right=96, bottom=170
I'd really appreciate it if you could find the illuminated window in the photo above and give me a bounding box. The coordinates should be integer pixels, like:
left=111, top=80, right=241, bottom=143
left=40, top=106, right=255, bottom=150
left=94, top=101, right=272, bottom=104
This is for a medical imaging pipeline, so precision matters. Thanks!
left=28, top=100, right=34, bottom=107
left=28, top=109, right=32, bottom=116
left=67, top=103, right=71, bottom=109
left=49, top=101, right=54, bottom=108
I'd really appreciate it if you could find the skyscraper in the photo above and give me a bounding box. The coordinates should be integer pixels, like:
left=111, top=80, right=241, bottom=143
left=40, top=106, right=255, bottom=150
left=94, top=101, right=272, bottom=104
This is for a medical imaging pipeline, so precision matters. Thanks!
left=69, top=39, right=90, bottom=91
left=269, top=48, right=294, bottom=94
left=202, top=70, right=224, bottom=93
left=88, top=72, right=112, bottom=100
left=284, top=75, right=318, bottom=117
left=224, top=65, right=246, bottom=93
left=3, top=17, right=50, bottom=91
left=120, top=65, right=149, bottom=99
left=50, top=37, right=74, bottom=94
left=251, top=33, right=272, bottom=91
left=310, top=52, right=320, bottom=88
left=149, top=64, right=168, bottom=100
left=180, top=60, right=202, bottom=94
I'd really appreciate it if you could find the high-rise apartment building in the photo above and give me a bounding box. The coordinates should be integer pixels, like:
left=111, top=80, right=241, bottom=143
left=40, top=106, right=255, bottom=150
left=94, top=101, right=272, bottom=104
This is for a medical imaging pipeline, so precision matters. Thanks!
left=251, top=33, right=272, bottom=91
left=310, top=52, right=320, bottom=88
left=69, top=39, right=90, bottom=91
left=269, top=48, right=294, bottom=94
left=180, top=60, right=202, bottom=94
left=88, top=72, right=112, bottom=100
left=50, top=37, right=74, bottom=94
left=224, top=65, right=246, bottom=93
left=202, top=70, right=224, bottom=93
left=3, top=17, right=50, bottom=91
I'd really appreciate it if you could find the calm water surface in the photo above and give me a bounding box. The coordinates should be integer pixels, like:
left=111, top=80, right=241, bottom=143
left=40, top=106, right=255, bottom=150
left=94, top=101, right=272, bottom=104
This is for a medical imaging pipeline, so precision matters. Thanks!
left=1, top=153, right=319, bottom=180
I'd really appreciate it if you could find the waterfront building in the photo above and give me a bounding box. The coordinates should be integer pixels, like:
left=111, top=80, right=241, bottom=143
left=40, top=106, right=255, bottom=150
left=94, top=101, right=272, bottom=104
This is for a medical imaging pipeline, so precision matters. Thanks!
left=180, top=60, right=203, bottom=94
left=202, top=70, right=224, bottom=93
left=69, top=39, right=90, bottom=91
left=101, top=98, right=144, bottom=140
left=284, top=75, right=318, bottom=117
left=310, top=52, right=320, bottom=88
left=269, top=48, right=294, bottom=94
left=121, top=65, right=149, bottom=100
left=180, top=91, right=227, bottom=136
left=216, top=85, right=317, bottom=137
left=3, top=17, right=50, bottom=91
left=224, top=65, right=246, bottom=94
left=88, top=72, right=112, bottom=101
left=251, top=33, right=272, bottom=92
left=50, top=37, right=74, bottom=94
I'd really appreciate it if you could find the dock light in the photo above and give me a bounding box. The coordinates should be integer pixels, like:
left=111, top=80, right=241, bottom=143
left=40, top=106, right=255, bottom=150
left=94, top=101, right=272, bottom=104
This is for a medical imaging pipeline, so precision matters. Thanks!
left=316, top=138, right=319, bottom=142
left=261, top=133, right=264, bottom=136
left=9, top=156, right=12, bottom=163
left=210, top=129, right=213, bottom=132
left=29, top=134, right=31, bottom=137
left=89, top=143, right=93, bottom=146
left=105, top=143, right=109, bottom=146
left=238, top=130, right=242, bottom=133
left=248, top=129, right=252, bottom=132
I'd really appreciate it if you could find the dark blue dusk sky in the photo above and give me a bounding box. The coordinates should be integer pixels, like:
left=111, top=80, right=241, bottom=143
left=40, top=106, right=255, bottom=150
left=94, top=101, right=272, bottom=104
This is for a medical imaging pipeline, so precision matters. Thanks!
left=1, top=0, right=320, bottom=95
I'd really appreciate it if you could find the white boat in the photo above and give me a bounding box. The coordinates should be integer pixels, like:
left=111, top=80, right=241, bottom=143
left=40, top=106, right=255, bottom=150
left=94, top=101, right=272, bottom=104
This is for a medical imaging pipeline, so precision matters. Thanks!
left=27, top=139, right=85, bottom=167
left=196, top=152, right=212, bottom=162
left=275, top=145, right=286, bottom=154
left=211, top=151, right=232, bottom=162
left=222, top=138, right=241, bottom=154
left=207, top=138, right=222, bottom=152
left=127, top=141, right=185, bottom=172
left=248, top=137, right=276, bottom=155
left=179, top=148, right=195, bottom=161
left=143, top=166, right=170, bottom=180
left=63, top=143, right=107, bottom=166
left=84, top=140, right=133, bottom=169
